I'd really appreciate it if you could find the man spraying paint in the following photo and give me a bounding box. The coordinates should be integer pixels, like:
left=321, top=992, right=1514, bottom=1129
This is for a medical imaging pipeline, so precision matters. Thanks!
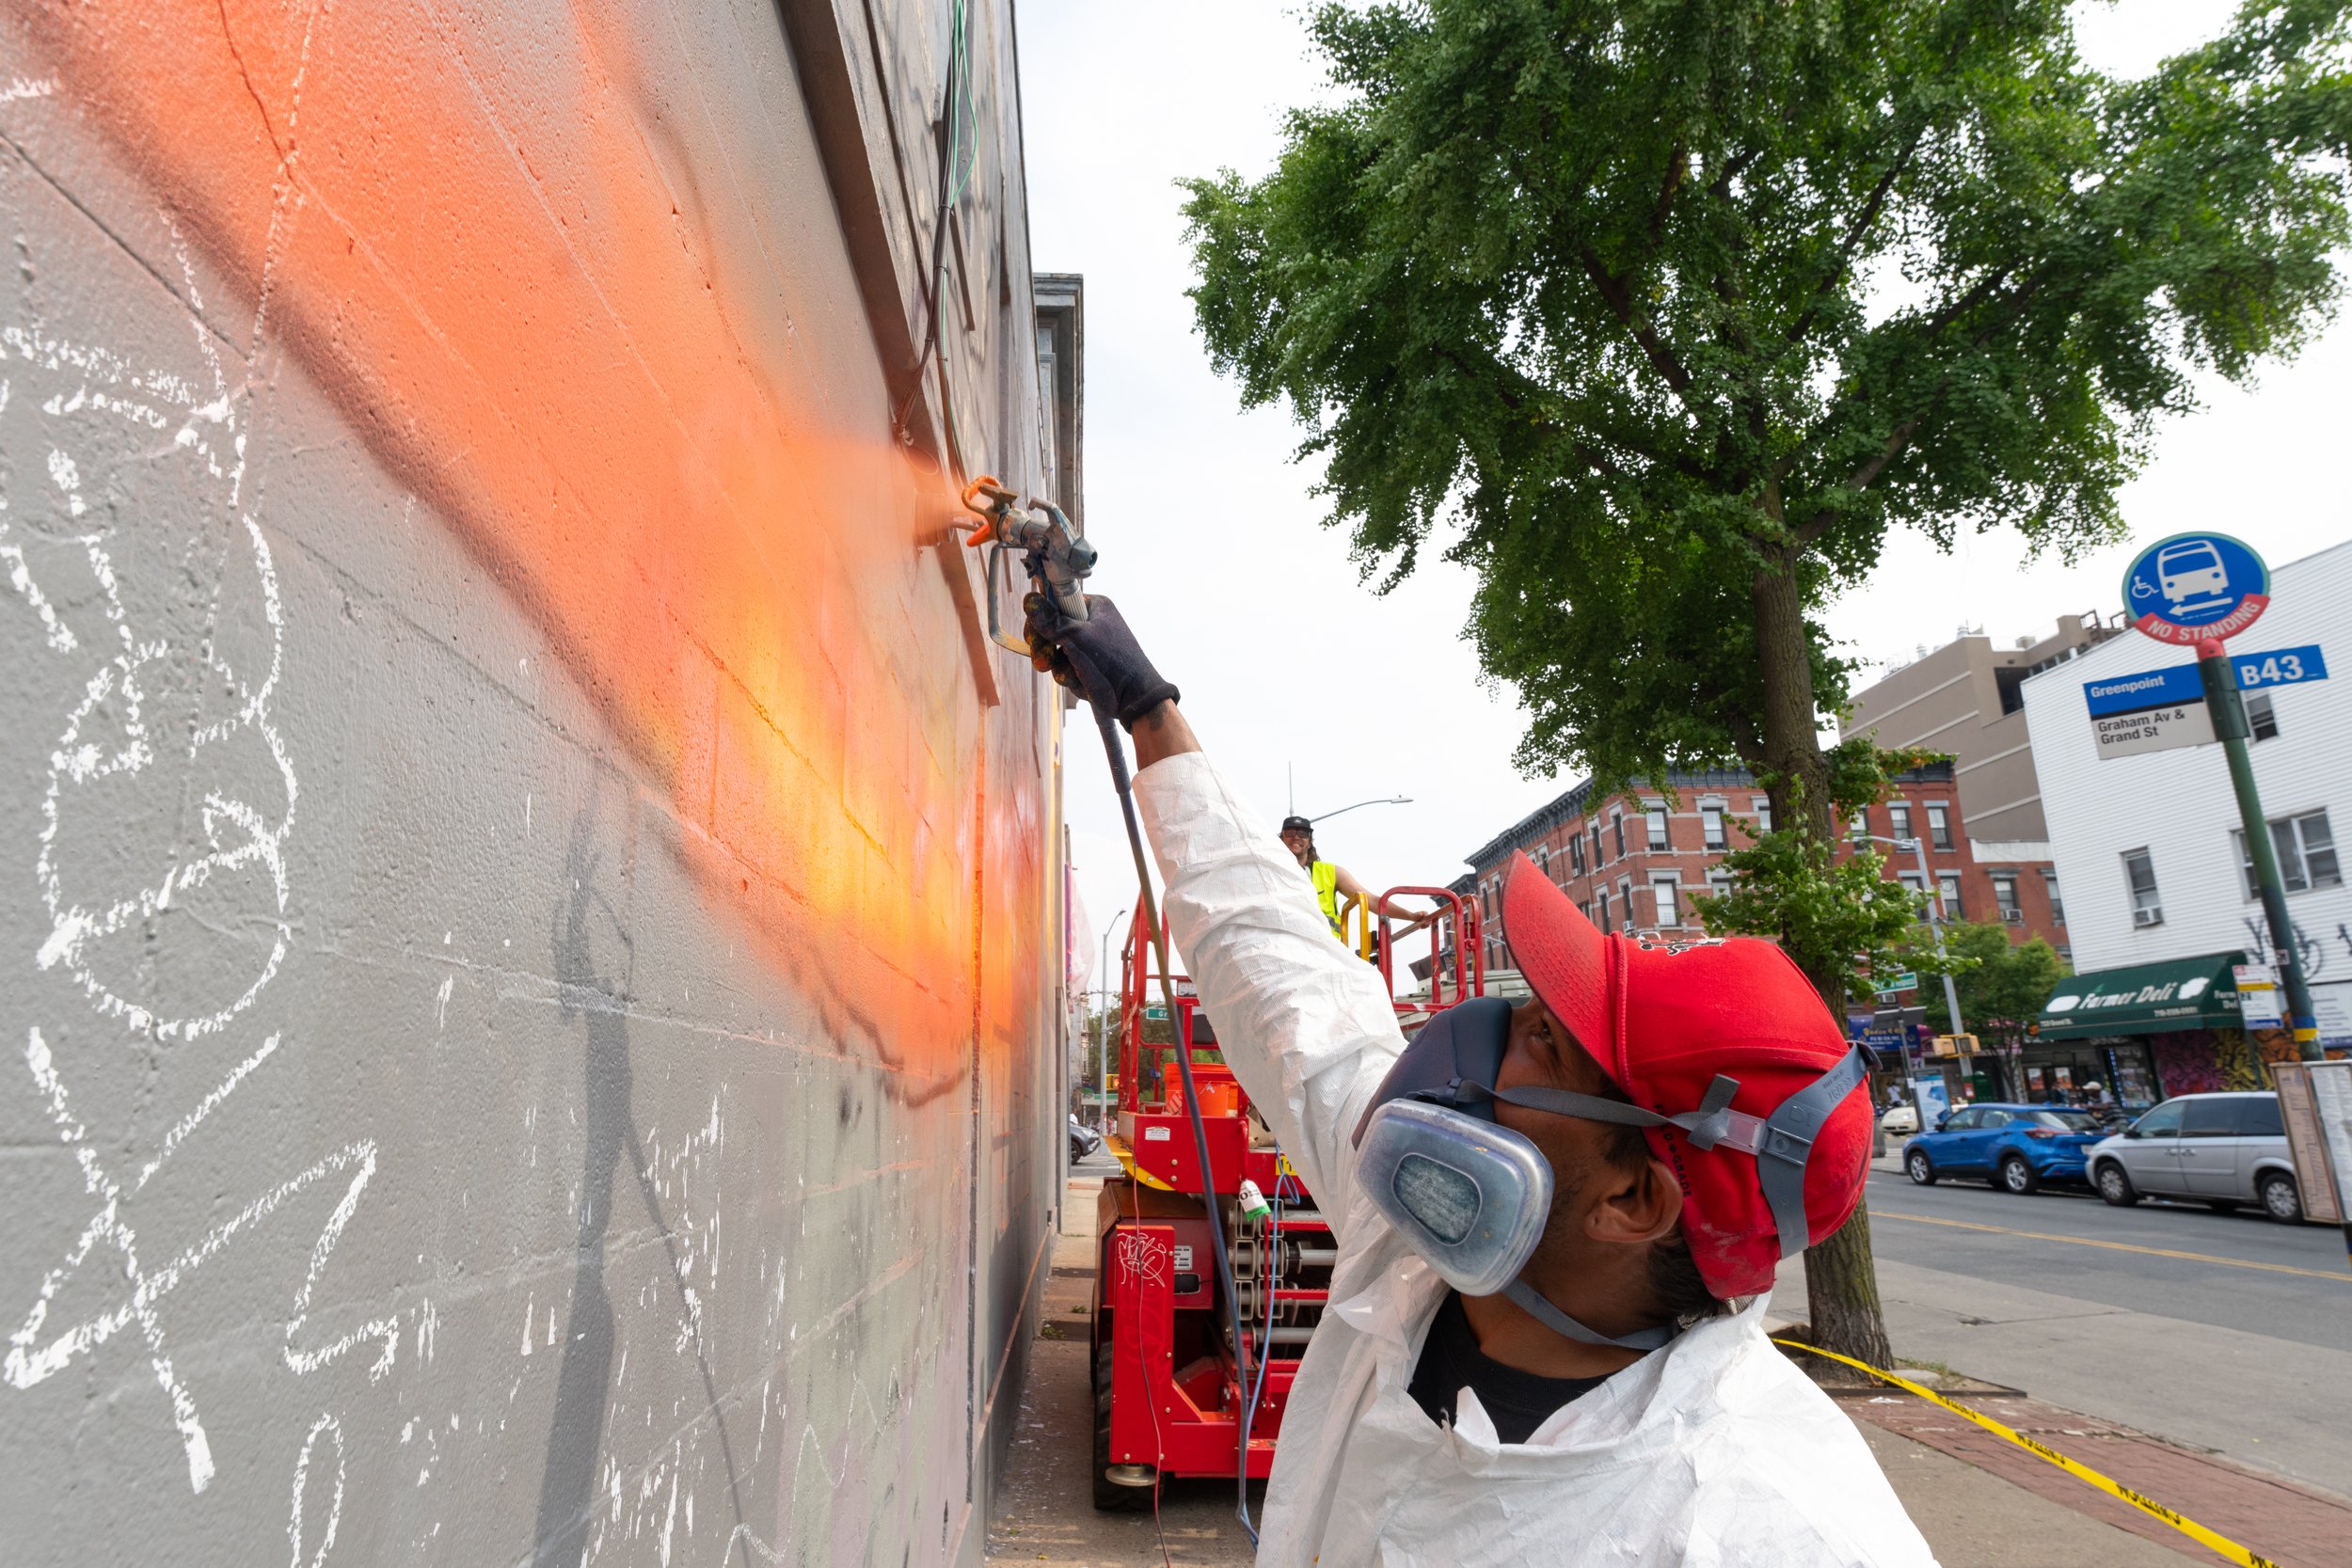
left=1031, top=596, right=1936, bottom=1568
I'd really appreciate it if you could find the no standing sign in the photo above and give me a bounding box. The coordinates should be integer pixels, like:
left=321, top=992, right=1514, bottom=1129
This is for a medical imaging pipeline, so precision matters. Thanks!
left=2121, top=531, right=2271, bottom=644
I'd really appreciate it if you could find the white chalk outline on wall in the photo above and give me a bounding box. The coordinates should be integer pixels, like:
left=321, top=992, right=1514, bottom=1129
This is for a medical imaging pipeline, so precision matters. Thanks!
left=31, top=502, right=297, bottom=1039
left=288, top=1412, right=345, bottom=1568
left=2, top=219, right=409, bottom=1506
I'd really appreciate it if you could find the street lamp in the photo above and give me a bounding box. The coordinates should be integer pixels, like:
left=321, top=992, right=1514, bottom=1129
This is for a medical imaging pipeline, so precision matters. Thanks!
left=1097, top=906, right=1128, bottom=1134
left=1854, top=832, right=1969, bottom=1084
left=1310, top=795, right=1412, bottom=824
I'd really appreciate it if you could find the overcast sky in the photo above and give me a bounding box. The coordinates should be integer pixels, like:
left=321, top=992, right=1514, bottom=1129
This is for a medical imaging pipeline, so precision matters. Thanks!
left=1016, top=2, right=2352, bottom=990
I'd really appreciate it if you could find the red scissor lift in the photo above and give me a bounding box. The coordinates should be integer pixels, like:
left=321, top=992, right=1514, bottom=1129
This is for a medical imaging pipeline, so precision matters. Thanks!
left=1089, top=888, right=1484, bottom=1507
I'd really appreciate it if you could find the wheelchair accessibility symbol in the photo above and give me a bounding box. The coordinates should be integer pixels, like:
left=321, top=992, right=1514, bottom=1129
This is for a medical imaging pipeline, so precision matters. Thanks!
left=2122, top=531, right=2271, bottom=644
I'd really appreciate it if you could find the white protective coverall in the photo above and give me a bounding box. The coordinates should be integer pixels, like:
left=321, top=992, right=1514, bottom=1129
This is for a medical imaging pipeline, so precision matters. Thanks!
left=1135, top=751, right=1938, bottom=1568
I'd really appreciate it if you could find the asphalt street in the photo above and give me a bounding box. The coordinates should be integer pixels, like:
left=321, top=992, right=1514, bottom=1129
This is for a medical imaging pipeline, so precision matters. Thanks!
left=1861, top=1166, right=2352, bottom=1354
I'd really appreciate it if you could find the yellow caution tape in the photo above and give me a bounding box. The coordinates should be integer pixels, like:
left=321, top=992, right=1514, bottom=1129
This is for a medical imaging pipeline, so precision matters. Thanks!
left=1772, top=1338, right=2277, bottom=1568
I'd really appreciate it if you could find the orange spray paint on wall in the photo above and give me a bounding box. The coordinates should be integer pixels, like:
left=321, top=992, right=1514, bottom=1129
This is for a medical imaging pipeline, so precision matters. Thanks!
left=14, top=0, right=1050, bottom=1077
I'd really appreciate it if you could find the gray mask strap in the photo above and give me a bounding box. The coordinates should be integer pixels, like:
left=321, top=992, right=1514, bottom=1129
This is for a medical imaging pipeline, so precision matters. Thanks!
left=1475, top=1073, right=1746, bottom=1150
left=1501, top=1278, right=1678, bottom=1352
left=1755, top=1045, right=1872, bottom=1259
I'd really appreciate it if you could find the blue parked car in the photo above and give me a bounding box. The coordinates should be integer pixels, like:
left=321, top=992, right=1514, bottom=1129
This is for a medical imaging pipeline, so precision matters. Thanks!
left=1902, top=1103, right=2106, bottom=1195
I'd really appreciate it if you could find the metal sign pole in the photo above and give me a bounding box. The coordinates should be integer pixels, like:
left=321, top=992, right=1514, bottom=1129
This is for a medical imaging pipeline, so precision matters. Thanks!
left=2197, top=640, right=2321, bottom=1063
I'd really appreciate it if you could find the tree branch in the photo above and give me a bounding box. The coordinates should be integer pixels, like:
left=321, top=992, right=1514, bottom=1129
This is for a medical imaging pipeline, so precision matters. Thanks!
left=1424, top=340, right=1709, bottom=484
left=1786, top=125, right=1929, bottom=347
left=1575, top=243, right=1708, bottom=416
left=1793, top=418, right=1918, bottom=545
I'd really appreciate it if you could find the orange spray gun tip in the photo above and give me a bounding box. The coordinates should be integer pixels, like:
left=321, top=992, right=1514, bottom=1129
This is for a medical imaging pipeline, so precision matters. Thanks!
left=958, top=474, right=1017, bottom=546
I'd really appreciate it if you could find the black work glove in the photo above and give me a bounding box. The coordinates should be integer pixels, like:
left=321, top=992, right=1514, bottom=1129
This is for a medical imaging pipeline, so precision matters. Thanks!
left=1024, top=593, right=1180, bottom=731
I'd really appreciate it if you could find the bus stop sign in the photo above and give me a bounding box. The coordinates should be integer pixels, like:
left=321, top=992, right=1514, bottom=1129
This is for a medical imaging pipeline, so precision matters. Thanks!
left=2122, top=531, right=2270, bottom=645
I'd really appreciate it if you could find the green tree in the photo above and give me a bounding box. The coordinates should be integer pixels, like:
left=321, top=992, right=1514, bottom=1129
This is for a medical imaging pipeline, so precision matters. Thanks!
left=1914, top=921, right=2067, bottom=1091
left=1182, top=0, right=2352, bottom=1364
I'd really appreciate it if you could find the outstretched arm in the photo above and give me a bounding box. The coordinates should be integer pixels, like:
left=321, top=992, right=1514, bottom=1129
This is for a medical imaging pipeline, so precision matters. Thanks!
left=1037, top=601, right=1406, bottom=1230
left=1332, top=863, right=1431, bottom=927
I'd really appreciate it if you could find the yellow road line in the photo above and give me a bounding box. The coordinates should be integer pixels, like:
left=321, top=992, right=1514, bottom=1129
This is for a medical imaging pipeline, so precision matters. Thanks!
left=1872, top=1208, right=2350, bottom=1282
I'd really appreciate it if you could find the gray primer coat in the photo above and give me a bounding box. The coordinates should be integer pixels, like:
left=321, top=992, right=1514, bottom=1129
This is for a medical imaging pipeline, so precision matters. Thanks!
left=0, top=2, right=1066, bottom=1562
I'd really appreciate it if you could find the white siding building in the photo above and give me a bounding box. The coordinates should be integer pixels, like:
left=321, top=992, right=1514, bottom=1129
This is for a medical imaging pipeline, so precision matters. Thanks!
left=2022, top=537, right=2352, bottom=1089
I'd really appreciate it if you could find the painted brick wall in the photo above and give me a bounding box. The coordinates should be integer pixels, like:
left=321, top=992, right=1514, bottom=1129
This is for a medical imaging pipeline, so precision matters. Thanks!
left=0, top=3, right=1063, bottom=1564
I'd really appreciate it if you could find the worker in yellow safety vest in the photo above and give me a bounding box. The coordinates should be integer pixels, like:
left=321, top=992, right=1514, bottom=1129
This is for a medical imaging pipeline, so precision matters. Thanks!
left=1278, top=814, right=1431, bottom=943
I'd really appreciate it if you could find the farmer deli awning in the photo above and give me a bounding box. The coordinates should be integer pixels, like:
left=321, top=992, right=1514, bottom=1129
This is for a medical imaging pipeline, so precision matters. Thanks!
left=2036, top=953, right=2247, bottom=1039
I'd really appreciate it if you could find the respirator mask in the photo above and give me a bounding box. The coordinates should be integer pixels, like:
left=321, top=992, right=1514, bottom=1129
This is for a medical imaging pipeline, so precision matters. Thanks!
left=1349, top=995, right=1869, bottom=1351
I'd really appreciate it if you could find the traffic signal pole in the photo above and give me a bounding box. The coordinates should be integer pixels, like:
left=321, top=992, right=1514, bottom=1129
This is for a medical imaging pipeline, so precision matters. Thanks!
left=2197, top=638, right=2322, bottom=1062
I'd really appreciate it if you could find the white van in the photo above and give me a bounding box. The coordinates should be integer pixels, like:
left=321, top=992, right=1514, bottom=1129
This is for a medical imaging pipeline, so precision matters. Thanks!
left=2086, top=1091, right=2302, bottom=1220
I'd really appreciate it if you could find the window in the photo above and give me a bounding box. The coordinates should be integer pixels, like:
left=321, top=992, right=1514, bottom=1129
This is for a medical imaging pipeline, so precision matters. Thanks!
left=1942, top=1108, right=1979, bottom=1131
left=2240, top=1097, right=2284, bottom=1136
left=1569, top=832, right=1585, bottom=875
left=1888, top=802, right=1913, bottom=843
left=2182, top=1100, right=2241, bottom=1139
left=1591, top=825, right=1604, bottom=867
left=1751, top=797, right=1772, bottom=834
left=1701, top=804, right=1727, bottom=851
left=2123, top=849, right=2162, bottom=927
left=1977, top=1109, right=2012, bottom=1129
left=2042, top=867, right=2065, bottom=927
left=1993, top=873, right=2022, bottom=924
left=1898, top=870, right=1927, bottom=914
left=1937, top=872, right=1963, bottom=921
left=2132, top=1101, right=2184, bottom=1137
left=1645, top=805, right=1669, bottom=850
left=2248, top=691, right=2280, bottom=742
left=1708, top=870, right=1733, bottom=900
left=1613, top=812, right=1627, bottom=859
left=1849, top=807, right=1871, bottom=842
left=1595, top=888, right=1611, bottom=933
left=1652, top=876, right=1680, bottom=928
left=1926, top=802, right=1953, bottom=851
left=2235, top=810, right=2341, bottom=897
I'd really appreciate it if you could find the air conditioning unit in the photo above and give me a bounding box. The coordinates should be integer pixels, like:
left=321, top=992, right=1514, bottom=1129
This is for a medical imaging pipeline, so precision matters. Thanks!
left=2134, top=906, right=2163, bottom=927
left=2003, top=911, right=2025, bottom=925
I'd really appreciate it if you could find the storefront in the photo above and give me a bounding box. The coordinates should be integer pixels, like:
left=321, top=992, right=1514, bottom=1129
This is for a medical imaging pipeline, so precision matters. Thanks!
left=2033, top=952, right=2251, bottom=1108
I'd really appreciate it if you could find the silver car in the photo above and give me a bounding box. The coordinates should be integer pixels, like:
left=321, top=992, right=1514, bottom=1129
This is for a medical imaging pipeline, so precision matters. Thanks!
left=2086, top=1091, right=2303, bottom=1221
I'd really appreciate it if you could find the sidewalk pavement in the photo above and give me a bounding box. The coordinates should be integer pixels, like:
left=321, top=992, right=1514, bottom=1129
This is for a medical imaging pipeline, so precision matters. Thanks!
left=982, top=1167, right=2352, bottom=1567
left=1844, top=1148, right=2352, bottom=1497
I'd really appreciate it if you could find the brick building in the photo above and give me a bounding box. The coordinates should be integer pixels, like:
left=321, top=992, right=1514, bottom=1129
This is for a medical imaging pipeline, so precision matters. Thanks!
left=1457, top=762, right=2071, bottom=980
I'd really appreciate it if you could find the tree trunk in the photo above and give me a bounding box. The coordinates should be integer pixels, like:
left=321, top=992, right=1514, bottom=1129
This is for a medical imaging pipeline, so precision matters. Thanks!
left=1750, top=545, right=1895, bottom=1372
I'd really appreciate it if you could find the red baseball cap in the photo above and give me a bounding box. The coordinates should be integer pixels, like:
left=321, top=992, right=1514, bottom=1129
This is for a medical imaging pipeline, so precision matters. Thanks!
left=1500, top=852, right=1872, bottom=1298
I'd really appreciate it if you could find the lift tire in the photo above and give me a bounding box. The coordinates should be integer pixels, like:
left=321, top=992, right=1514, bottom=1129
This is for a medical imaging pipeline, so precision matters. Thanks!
left=2094, top=1162, right=2139, bottom=1207
left=1091, top=1347, right=1152, bottom=1512
left=1905, top=1150, right=1936, bottom=1186
left=1998, top=1155, right=2041, bottom=1196
left=2259, top=1171, right=2303, bottom=1224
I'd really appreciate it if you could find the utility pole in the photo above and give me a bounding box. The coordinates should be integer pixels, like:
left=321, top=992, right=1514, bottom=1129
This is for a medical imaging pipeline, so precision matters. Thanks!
left=1908, top=835, right=1970, bottom=1075
left=1858, top=831, right=1968, bottom=1080
left=2198, top=641, right=2321, bottom=1064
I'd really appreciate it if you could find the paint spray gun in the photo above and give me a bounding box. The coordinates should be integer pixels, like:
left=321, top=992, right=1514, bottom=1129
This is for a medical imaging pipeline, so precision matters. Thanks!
left=960, top=468, right=1256, bottom=1528
left=958, top=475, right=1096, bottom=653
left=959, top=476, right=1259, bottom=1529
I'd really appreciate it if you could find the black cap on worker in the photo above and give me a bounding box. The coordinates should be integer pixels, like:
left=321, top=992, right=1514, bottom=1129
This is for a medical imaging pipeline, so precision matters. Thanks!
left=1279, top=816, right=1313, bottom=836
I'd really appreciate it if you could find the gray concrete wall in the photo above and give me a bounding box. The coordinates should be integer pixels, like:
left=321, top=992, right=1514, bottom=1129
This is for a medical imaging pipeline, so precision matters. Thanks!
left=0, top=2, right=1065, bottom=1564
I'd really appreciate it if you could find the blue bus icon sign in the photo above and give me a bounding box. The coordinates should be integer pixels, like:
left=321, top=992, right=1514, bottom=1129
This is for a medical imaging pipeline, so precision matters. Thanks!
left=2122, top=531, right=2270, bottom=645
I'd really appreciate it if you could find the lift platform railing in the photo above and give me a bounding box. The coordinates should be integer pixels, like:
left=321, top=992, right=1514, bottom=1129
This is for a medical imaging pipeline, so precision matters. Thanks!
left=1352, top=886, right=1484, bottom=1019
